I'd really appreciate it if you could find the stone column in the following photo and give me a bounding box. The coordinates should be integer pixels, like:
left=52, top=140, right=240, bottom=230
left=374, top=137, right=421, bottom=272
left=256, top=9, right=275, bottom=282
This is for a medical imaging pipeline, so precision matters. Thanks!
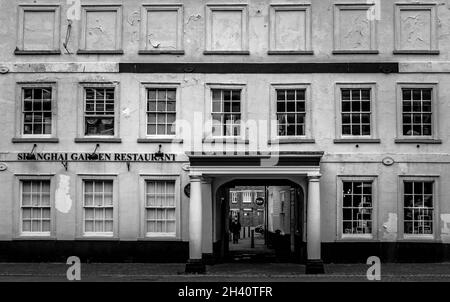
left=201, top=177, right=214, bottom=263
left=306, top=173, right=324, bottom=274
left=185, top=173, right=205, bottom=273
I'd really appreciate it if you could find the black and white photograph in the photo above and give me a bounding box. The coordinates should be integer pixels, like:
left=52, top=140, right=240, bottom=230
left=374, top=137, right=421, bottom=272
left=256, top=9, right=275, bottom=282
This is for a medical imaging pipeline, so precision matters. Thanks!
left=0, top=0, right=449, bottom=297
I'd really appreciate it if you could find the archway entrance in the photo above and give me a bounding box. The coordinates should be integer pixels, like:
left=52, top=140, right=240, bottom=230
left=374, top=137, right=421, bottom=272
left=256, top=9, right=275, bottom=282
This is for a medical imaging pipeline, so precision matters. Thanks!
left=216, top=179, right=306, bottom=263
left=184, top=152, right=324, bottom=274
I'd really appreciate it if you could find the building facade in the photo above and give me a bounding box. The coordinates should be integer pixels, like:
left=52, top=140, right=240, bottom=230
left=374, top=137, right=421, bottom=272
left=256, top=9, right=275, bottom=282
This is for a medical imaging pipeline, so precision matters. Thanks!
left=1, top=0, right=450, bottom=273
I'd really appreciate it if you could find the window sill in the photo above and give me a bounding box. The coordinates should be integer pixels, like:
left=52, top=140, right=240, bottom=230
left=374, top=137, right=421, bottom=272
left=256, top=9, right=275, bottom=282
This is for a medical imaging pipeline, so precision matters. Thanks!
left=137, top=138, right=183, bottom=143
left=75, top=236, right=119, bottom=241
left=12, top=137, right=59, bottom=143
left=137, top=235, right=180, bottom=241
left=202, top=138, right=249, bottom=144
left=395, top=138, right=442, bottom=144
left=336, top=237, right=378, bottom=242
left=332, top=50, right=379, bottom=55
left=334, top=138, right=381, bottom=144
left=14, top=50, right=61, bottom=55
left=138, top=50, right=185, bottom=55
left=268, top=138, right=315, bottom=145
left=74, top=137, right=122, bottom=143
left=13, top=235, right=56, bottom=240
left=77, top=50, right=124, bottom=55
left=399, top=236, right=439, bottom=242
left=203, top=50, right=250, bottom=55
left=268, top=50, right=314, bottom=55
left=393, top=50, right=440, bottom=55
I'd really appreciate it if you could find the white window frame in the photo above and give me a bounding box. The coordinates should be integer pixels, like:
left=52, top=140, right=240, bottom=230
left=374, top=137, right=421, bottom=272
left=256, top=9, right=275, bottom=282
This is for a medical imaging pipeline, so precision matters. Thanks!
left=335, top=83, right=378, bottom=140
left=333, top=3, right=377, bottom=54
left=77, top=175, right=118, bottom=238
left=205, top=4, right=249, bottom=53
left=396, top=83, right=439, bottom=141
left=139, top=4, right=184, bottom=53
left=231, top=191, right=238, bottom=204
left=16, top=82, right=57, bottom=139
left=242, top=190, right=252, bottom=204
left=204, top=83, right=247, bottom=141
left=268, top=4, right=312, bottom=54
left=77, top=82, right=120, bottom=139
left=14, top=174, right=55, bottom=238
left=16, top=4, right=61, bottom=53
left=398, top=175, right=439, bottom=241
left=394, top=3, right=438, bottom=54
left=337, top=175, right=378, bottom=240
left=139, top=175, right=181, bottom=240
left=139, top=82, right=181, bottom=140
left=270, top=83, right=313, bottom=142
left=79, top=4, right=123, bottom=53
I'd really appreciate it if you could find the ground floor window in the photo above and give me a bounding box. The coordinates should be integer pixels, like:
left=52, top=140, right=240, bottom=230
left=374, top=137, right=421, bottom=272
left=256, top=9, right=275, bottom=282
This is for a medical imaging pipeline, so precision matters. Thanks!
left=83, top=180, right=114, bottom=235
left=21, top=180, right=51, bottom=234
left=341, top=179, right=373, bottom=236
left=145, top=180, right=176, bottom=235
left=403, top=180, right=434, bottom=235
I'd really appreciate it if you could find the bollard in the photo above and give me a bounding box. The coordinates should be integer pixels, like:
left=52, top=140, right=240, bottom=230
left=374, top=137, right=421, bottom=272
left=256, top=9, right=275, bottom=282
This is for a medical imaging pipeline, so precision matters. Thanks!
left=251, top=230, right=255, bottom=248
left=243, top=227, right=245, bottom=238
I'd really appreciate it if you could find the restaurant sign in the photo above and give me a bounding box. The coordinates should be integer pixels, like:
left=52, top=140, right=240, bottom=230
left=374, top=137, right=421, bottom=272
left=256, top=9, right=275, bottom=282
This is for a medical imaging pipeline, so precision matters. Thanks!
left=17, top=152, right=176, bottom=162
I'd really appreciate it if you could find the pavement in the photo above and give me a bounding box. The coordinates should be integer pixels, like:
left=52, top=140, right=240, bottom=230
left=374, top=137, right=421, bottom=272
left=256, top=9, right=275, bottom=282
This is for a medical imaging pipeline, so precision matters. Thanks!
left=0, top=262, right=450, bottom=282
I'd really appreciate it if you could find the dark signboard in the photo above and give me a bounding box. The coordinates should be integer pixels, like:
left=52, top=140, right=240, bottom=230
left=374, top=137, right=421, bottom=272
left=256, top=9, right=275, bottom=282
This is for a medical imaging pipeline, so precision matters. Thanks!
left=17, top=152, right=176, bottom=162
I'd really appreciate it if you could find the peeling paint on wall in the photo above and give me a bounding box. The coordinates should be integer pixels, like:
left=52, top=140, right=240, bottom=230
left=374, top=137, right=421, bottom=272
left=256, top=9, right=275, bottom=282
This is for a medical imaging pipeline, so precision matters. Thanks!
left=55, top=175, right=72, bottom=214
left=122, top=107, right=131, bottom=118
left=186, top=14, right=201, bottom=25
left=382, top=213, right=397, bottom=240
left=441, top=214, right=450, bottom=234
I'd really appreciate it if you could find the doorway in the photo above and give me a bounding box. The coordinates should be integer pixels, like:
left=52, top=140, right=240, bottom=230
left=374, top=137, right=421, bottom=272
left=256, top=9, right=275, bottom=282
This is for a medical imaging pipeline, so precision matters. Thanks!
left=216, top=179, right=306, bottom=263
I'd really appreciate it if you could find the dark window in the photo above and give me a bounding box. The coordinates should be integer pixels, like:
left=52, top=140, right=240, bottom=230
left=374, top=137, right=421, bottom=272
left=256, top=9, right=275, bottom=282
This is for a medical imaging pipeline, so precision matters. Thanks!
left=84, top=88, right=115, bottom=136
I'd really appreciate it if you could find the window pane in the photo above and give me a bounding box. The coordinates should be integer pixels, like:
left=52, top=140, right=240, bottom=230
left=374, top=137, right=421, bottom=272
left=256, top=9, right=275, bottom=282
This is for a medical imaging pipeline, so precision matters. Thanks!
left=145, top=180, right=176, bottom=234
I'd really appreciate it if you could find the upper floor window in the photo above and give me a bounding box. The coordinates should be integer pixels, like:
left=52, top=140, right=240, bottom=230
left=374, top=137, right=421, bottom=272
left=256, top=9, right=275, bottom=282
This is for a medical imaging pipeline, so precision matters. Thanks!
left=22, top=87, right=53, bottom=136
left=84, top=87, right=115, bottom=136
left=242, top=191, right=252, bottom=203
left=396, top=83, right=438, bottom=142
left=341, top=88, right=371, bottom=136
left=21, top=180, right=51, bottom=235
left=401, top=88, right=432, bottom=136
left=146, top=88, right=176, bottom=136
left=231, top=192, right=238, bottom=204
left=335, top=83, right=377, bottom=141
left=276, top=89, right=306, bottom=137
left=211, top=89, right=241, bottom=137
left=16, top=5, right=61, bottom=54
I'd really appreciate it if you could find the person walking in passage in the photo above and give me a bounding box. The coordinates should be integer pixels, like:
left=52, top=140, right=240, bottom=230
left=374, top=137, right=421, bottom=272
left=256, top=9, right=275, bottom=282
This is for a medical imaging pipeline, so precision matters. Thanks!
left=230, top=219, right=241, bottom=244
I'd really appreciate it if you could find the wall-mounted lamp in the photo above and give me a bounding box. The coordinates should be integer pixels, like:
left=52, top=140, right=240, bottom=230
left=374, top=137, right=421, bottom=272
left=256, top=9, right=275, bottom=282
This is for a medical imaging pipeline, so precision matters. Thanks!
left=88, top=144, right=100, bottom=160
left=126, top=161, right=131, bottom=171
left=154, top=144, right=164, bottom=160
left=25, top=144, right=37, bottom=160
left=61, top=160, right=69, bottom=171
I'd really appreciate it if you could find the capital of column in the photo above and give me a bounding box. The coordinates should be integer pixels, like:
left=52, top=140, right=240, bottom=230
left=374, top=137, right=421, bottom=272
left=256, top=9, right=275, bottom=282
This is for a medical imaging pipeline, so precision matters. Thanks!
left=189, top=173, right=203, bottom=182
left=307, top=172, right=322, bottom=181
left=201, top=177, right=212, bottom=185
